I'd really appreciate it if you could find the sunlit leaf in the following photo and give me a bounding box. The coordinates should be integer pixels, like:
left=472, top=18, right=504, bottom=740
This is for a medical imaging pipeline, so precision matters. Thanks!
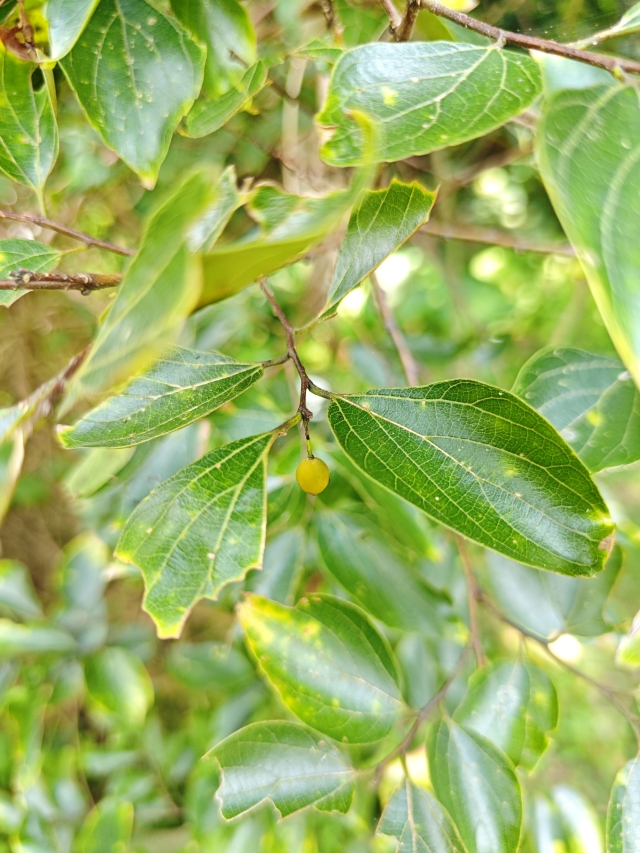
left=552, top=786, right=604, bottom=853
left=0, top=434, right=23, bottom=523
left=0, top=239, right=61, bottom=307
left=184, top=62, right=268, bottom=138
left=45, top=0, right=100, bottom=60
left=608, top=756, right=640, bottom=853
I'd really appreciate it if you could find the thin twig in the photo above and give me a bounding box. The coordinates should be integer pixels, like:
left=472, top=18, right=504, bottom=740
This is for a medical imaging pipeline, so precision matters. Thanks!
left=455, top=535, right=486, bottom=667
left=380, top=0, right=402, bottom=34
left=0, top=210, right=135, bottom=256
left=396, top=0, right=420, bottom=41
left=0, top=269, right=122, bottom=293
left=419, top=0, right=640, bottom=77
left=370, top=271, right=420, bottom=386
left=438, top=139, right=535, bottom=200
left=260, top=353, right=291, bottom=369
left=417, top=220, right=575, bottom=256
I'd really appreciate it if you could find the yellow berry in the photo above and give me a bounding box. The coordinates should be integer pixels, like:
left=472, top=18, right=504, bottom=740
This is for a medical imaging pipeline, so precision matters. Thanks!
left=296, top=456, right=330, bottom=495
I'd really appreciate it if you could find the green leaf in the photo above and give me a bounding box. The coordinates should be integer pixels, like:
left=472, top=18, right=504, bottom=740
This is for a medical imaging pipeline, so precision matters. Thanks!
left=520, top=665, right=558, bottom=771
left=317, top=43, right=541, bottom=166
left=0, top=561, right=42, bottom=621
left=246, top=527, right=305, bottom=605
left=539, top=85, right=640, bottom=387
left=45, top=0, right=100, bottom=60
left=62, top=446, right=134, bottom=498
left=61, top=0, right=205, bottom=186
left=66, top=171, right=213, bottom=403
left=238, top=593, right=404, bottom=743
left=188, top=165, right=241, bottom=253
left=615, top=611, right=640, bottom=670
left=0, top=46, right=58, bottom=197
left=486, top=545, right=622, bottom=641
left=513, top=348, right=640, bottom=472
left=0, top=434, right=23, bottom=522
left=60, top=346, right=263, bottom=449
left=0, top=619, right=76, bottom=657
left=116, top=432, right=274, bottom=638
left=610, top=2, right=640, bottom=36
left=167, top=641, right=253, bottom=691
left=552, top=786, right=604, bottom=853
left=184, top=62, right=268, bottom=138
left=316, top=511, right=450, bottom=636
left=328, top=382, right=614, bottom=576
left=608, top=757, right=640, bottom=853
left=76, top=797, right=134, bottom=853
left=212, top=721, right=355, bottom=819
left=326, top=180, right=436, bottom=309
left=84, top=646, right=153, bottom=726
left=378, top=779, right=469, bottom=853
left=0, top=239, right=61, bottom=307
left=428, top=720, right=522, bottom=853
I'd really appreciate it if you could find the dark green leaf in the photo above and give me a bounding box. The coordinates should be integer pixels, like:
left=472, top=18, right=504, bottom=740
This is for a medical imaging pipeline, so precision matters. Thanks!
left=84, top=646, right=153, bottom=725
left=116, top=432, right=274, bottom=638
left=45, top=0, right=100, bottom=59
left=608, top=757, right=640, bottom=852
left=0, top=619, right=76, bottom=657
left=188, top=165, right=241, bottom=253
left=0, top=239, right=61, bottom=307
left=513, top=348, right=640, bottom=472
left=428, top=720, right=522, bottom=853
left=326, top=180, right=436, bottom=309
left=378, top=779, right=469, bottom=853
left=328, top=382, right=614, bottom=575
left=212, top=721, right=355, bottom=819
left=317, top=43, right=541, bottom=166
left=62, top=0, right=205, bottom=185
left=184, top=62, right=268, bottom=138
left=539, top=85, right=640, bottom=386
left=239, top=593, right=404, bottom=743
left=60, top=346, right=263, bottom=449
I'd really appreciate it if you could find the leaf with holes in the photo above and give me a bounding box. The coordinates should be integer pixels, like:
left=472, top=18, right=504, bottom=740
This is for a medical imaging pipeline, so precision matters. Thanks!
left=317, top=43, right=541, bottom=166
left=45, top=0, right=100, bottom=60
left=116, top=433, right=274, bottom=638
left=184, top=62, right=268, bottom=138
left=328, top=382, right=614, bottom=576
left=608, top=756, right=640, bottom=852
left=0, top=240, right=61, bottom=308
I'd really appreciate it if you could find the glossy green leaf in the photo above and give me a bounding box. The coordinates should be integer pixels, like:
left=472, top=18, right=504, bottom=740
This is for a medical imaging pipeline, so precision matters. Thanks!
left=552, top=786, right=603, bottom=853
left=76, top=797, right=134, bottom=853
left=188, top=165, right=241, bottom=253
left=316, top=511, right=450, bottom=636
left=317, top=43, right=541, bottom=166
left=378, top=779, right=468, bottom=853
left=328, top=382, right=614, bottom=575
left=84, top=646, right=153, bottom=726
left=513, top=348, right=640, bottom=472
left=539, top=85, right=640, bottom=387
left=62, top=0, right=205, bottom=185
left=0, top=561, right=42, bottom=621
left=615, top=611, right=640, bottom=670
left=608, top=757, right=640, bottom=853
left=212, top=721, right=355, bottom=819
left=67, top=171, right=213, bottom=403
left=0, top=46, right=58, bottom=197
left=239, top=593, right=404, bottom=743
left=45, top=0, right=100, bottom=60
left=0, top=239, right=61, bottom=307
left=116, top=432, right=274, bottom=638
left=486, top=546, right=622, bottom=641
left=60, top=346, right=263, bottom=449
left=0, top=619, right=76, bottom=657
left=428, top=720, right=522, bottom=853
left=184, top=62, right=268, bottom=138
left=326, top=180, right=436, bottom=309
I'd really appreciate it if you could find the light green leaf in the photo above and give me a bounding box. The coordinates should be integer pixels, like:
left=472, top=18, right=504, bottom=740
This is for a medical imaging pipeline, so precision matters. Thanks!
left=611, top=2, right=640, bottom=35
left=317, top=43, right=541, bottom=166
left=62, top=446, right=135, bottom=498
left=62, top=0, right=205, bottom=185
left=45, top=0, right=100, bottom=60
left=528, top=796, right=565, bottom=853
left=328, top=382, right=614, bottom=576
left=0, top=434, right=23, bottom=522
left=188, top=165, right=241, bottom=253
left=608, top=757, right=640, bottom=853
left=378, top=779, right=469, bottom=853
left=212, top=721, right=355, bottom=819
left=66, top=171, right=213, bottom=404
left=84, top=646, right=153, bottom=726
left=513, top=348, right=640, bottom=472
left=615, top=611, right=640, bottom=670
left=520, top=665, right=558, bottom=771
left=0, top=45, right=58, bottom=197
left=539, top=85, right=640, bottom=387
left=76, top=797, right=134, bottom=853
left=326, top=180, right=436, bottom=309
left=0, top=561, right=42, bottom=621
left=316, top=511, right=450, bottom=636
left=428, top=720, right=522, bottom=853
left=486, top=546, right=622, bottom=641
left=238, top=593, right=404, bottom=743
left=116, top=432, right=274, bottom=638
left=0, top=618, right=76, bottom=657
left=552, top=786, right=603, bottom=853
left=0, top=239, right=61, bottom=307
left=184, top=62, right=268, bottom=138
left=60, top=346, right=263, bottom=449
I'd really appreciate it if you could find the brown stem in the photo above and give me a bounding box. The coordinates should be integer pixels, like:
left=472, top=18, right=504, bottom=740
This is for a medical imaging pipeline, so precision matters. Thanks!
left=419, top=0, right=640, bottom=77
left=370, top=271, right=420, bottom=386
left=417, top=220, right=575, bottom=256
left=0, top=210, right=135, bottom=256
left=455, top=535, right=486, bottom=667
left=380, top=0, right=402, bottom=34
left=0, top=270, right=122, bottom=293
left=396, top=0, right=420, bottom=41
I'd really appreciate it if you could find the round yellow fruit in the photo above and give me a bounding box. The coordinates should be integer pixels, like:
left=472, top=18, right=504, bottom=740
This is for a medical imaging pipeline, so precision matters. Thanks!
left=296, top=456, right=330, bottom=495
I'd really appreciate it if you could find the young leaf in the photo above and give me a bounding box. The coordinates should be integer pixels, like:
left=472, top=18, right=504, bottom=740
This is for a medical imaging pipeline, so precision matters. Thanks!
left=317, top=43, right=541, bottom=166
left=378, top=779, right=469, bottom=853
left=45, top=0, right=100, bottom=60
left=116, top=433, right=274, bottom=639
left=238, top=593, right=404, bottom=743
left=0, top=46, right=58, bottom=198
left=59, top=346, right=263, bottom=449
left=184, top=62, right=268, bottom=138
left=61, top=0, right=205, bottom=186
left=0, top=239, right=61, bottom=307
left=328, top=382, right=614, bottom=576
left=539, top=85, right=640, bottom=386
left=188, top=166, right=241, bottom=253
left=513, top=348, right=640, bottom=472
left=428, top=720, right=522, bottom=853
left=608, top=757, right=640, bottom=852
left=211, top=721, right=355, bottom=819
left=326, top=180, right=436, bottom=309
